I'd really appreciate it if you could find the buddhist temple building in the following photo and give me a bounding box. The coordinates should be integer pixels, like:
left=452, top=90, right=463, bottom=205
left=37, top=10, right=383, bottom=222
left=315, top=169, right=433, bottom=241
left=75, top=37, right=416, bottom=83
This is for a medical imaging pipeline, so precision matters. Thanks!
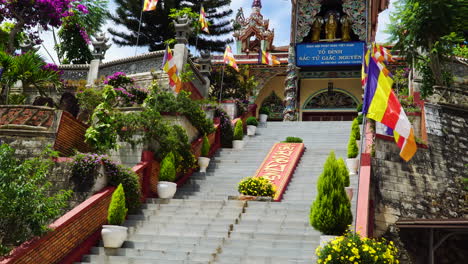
left=214, top=0, right=389, bottom=121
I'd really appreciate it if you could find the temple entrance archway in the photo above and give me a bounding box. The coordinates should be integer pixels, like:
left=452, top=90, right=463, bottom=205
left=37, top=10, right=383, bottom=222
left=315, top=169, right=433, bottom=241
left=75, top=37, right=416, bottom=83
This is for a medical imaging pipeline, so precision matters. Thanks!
left=301, top=88, right=359, bottom=121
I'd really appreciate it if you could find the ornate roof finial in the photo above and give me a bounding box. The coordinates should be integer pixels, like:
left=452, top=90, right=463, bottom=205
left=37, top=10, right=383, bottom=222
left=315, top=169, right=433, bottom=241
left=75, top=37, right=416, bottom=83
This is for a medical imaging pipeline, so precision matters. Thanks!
left=252, top=0, right=262, bottom=8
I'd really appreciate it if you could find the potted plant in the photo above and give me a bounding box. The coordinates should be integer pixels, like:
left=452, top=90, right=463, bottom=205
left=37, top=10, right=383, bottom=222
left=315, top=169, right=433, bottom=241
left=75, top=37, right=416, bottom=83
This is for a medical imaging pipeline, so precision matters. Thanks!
left=258, top=106, right=270, bottom=123
left=346, top=134, right=359, bottom=175
left=246, top=116, right=258, bottom=136
left=237, top=176, right=276, bottom=200
left=310, top=151, right=353, bottom=245
left=157, top=152, right=177, bottom=199
left=232, top=120, right=244, bottom=149
left=338, top=158, right=353, bottom=201
left=102, top=183, right=129, bottom=248
left=198, top=135, right=211, bottom=173
left=316, top=231, right=399, bottom=263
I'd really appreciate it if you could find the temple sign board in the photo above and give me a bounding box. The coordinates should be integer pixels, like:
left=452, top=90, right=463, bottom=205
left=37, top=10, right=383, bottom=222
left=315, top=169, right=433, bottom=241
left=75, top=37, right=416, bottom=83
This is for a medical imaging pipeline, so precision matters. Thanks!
left=296, top=42, right=365, bottom=67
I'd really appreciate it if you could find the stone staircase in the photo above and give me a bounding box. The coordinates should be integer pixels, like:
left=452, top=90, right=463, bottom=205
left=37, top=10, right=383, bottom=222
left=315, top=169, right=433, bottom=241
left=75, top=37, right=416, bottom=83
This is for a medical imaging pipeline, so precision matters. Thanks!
left=77, top=121, right=355, bottom=264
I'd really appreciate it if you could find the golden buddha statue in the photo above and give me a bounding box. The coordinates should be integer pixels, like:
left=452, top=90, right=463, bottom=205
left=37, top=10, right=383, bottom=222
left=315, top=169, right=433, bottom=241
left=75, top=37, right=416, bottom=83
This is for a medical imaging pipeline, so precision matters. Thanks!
left=341, top=15, right=352, bottom=42
left=311, top=17, right=323, bottom=42
left=325, top=14, right=337, bottom=41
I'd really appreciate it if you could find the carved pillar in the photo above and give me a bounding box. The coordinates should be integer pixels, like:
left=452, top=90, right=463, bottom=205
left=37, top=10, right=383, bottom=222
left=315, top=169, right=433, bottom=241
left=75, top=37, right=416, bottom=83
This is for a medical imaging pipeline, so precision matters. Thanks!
left=198, top=51, right=212, bottom=98
left=283, top=45, right=299, bottom=121
left=173, top=15, right=192, bottom=74
left=87, top=33, right=111, bottom=85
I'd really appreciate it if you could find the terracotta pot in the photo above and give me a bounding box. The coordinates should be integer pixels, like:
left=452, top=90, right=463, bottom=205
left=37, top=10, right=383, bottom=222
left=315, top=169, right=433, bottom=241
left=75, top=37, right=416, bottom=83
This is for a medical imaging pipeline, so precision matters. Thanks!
left=198, top=157, right=210, bottom=173
left=101, top=225, right=128, bottom=248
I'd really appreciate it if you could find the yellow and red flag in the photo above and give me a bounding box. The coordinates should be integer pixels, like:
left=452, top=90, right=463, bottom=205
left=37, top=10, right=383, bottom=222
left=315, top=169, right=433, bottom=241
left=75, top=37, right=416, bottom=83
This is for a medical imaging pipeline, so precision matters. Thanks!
left=162, top=46, right=182, bottom=93
left=223, top=45, right=239, bottom=72
left=199, top=5, right=209, bottom=33
left=143, top=0, right=158, bottom=12
left=259, top=50, right=280, bottom=66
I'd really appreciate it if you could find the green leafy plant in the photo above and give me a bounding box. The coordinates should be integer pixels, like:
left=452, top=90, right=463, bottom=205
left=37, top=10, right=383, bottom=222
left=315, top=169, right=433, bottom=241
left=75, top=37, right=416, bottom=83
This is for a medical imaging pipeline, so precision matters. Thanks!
left=259, top=106, right=271, bottom=115
left=337, top=158, right=350, bottom=187
left=201, top=135, right=210, bottom=157
left=103, top=158, right=141, bottom=213
left=215, top=107, right=233, bottom=148
left=310, top=151, right=353, bottom=235
left=7, top=93, right=27, bottom=105
left=233, top=120, right=244, bottom=141
left=71, top=153, right=106, bottom=192
left=246, top=116, right=259, bottom=126
left=238, top=177, right=276, bottom=198
left=356, top=103, right=363, bottom=112
left=283, top=137, right=303, bottom=143
left=351, top=118, right=361, bottom=141
left=357, top=114, right=363, bottom=125
left=107, top=183, right=128, bottom=226
left=347, top=134, right=359, bottom=159
left=159, top=153, right=176, bottom=182
left=316, top=230, right=399, bottom=264
left=0, top=144, right=72, bottom=255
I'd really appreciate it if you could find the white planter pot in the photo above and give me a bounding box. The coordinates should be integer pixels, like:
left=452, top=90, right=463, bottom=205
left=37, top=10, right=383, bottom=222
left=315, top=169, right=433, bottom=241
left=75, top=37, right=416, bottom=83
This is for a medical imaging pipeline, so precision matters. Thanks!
left=319, top=235, right=338, bottom=247
left=259, top=114, right=268, bottom=123
left=346, top=158, right=359, bottom=175
left=198, top=157, right=210, bottom=173
left=232, top=140, right=244, bottom=150
left=157, top=181, right=177, bottom=199
left=101, top=225, right=128, bottom=248
left=247, top=125, right=257, bottom=136
left=345, top=186, right=354, bottom=201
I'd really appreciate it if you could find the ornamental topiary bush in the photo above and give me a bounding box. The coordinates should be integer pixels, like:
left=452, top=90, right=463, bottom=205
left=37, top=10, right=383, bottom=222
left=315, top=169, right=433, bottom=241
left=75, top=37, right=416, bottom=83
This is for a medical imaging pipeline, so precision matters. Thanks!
left=246, top=116, right=259, bottom=126
left=233, top=120, right=244, bottom=141
left=238, top=177, right=276, bottom=198
left=201, top=135, right=210, bottom=157
left=283, top=137, right=303, bottom=143
left=337, top=158, right=350, bottom=187
left=107, top=183, right=128, bottom=226
left=310, top=151, right=353, bottom=235
left=347, top=134, right=359, bottom=159
left=357, top=114, right=363, bottom=125
left=159, top=153, right=176, bottom=182
left=316, top=230, right=399, bottom=264
left=351, top=118, right=361, bottom=140
left=259, top=106, right=271, bottom=115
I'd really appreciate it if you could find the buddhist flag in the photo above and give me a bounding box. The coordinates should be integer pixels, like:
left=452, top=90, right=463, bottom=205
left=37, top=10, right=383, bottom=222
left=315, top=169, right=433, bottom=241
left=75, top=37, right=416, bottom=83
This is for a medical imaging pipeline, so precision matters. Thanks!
left=361, top=47, right=370, bottom=88
left=373, top=44, right=394, bottom=64
left=143, top=0, right=158, bottom=12
left=162, top=46, right=182, bottom=93
left=199, top=5, right=209, bottom=33
left=224, top=45, right=239, bottom=72
left=259, top=50, right=280, bottom=66
left=363, top=55, right=417, bottom=161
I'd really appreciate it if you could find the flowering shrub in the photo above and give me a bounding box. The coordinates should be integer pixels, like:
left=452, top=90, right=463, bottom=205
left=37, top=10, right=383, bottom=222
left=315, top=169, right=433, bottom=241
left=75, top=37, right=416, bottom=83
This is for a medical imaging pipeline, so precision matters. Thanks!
left=215, top=107, right=233, bottom=148
left=71, top=153, right=107, bottom=192
left=238, top=177, right=276, bottom=198
left=316, top=231, right=399, bottom=264
left=103, top=72, right=148, bottom=106
left=235, top=99, right=249, bottom=117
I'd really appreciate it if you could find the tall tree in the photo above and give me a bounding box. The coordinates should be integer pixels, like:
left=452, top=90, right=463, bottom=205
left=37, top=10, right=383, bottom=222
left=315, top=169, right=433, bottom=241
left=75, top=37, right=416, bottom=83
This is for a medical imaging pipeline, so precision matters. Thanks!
left=109, top=0, right=233, bottom=52
left=387, top=0, right=467, bottom=97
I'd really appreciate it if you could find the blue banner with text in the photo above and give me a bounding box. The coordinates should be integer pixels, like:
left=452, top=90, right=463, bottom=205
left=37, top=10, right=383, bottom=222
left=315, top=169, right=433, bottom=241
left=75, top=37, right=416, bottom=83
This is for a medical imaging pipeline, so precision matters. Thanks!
left=296, top=42, right=365, bottom=67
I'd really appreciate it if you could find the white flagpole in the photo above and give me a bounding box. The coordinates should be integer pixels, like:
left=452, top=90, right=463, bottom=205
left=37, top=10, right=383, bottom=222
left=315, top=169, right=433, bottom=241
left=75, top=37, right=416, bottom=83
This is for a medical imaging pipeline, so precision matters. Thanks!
left=135, top=9, right=144, bottom=56
left=218, top=65, right=226, bottom=103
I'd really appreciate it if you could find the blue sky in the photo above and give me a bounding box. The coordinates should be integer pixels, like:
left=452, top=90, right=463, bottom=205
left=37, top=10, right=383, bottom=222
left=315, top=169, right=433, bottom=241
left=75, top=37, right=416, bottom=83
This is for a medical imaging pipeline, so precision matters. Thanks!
left=37, top=0, right=395, bottom=63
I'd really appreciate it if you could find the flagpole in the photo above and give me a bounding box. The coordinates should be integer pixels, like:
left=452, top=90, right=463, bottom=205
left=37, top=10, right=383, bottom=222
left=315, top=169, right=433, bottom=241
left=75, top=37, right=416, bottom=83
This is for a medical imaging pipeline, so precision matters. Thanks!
left=135, top=9, right=144, bottom=56
left=219, top=65, right=226, bottom=103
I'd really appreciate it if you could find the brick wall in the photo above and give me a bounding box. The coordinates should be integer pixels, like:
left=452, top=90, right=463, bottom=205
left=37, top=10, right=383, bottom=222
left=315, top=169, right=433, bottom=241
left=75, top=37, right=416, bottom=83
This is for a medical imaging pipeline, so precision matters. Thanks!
left=54, top=111, right=92, bottom=157
left=0, top=188, right=114, bottom=264
left=372, top=103, right=468, bottom=263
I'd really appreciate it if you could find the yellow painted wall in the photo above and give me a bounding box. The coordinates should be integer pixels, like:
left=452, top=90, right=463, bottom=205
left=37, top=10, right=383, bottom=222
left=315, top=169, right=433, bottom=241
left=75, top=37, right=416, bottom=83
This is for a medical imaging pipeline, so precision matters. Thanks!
left=255, top=75, right=286, bottom=116
left=299, top=78, right=362, bottom=119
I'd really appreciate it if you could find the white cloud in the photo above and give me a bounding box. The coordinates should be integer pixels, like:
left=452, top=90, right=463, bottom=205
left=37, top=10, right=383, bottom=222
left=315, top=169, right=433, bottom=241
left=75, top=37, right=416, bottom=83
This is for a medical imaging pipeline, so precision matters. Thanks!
left=375, top=0, right=397, bottom=43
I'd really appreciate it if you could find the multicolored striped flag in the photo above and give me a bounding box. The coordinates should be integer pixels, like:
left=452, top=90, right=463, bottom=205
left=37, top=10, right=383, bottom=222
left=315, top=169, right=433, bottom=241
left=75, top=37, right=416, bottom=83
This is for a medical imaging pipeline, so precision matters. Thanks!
left=259, top=50, right=280, bottom=66
left=373, top=44, right=394, bottom=64
left=162, top=46, right=182, bottom=93
left=199, top=5, right=209, bottom=33
left=363, top=55, right=417, bottom=161
left=143, top=0, right=158, bottom=12
left=223, top=45, right=239, bottom=72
